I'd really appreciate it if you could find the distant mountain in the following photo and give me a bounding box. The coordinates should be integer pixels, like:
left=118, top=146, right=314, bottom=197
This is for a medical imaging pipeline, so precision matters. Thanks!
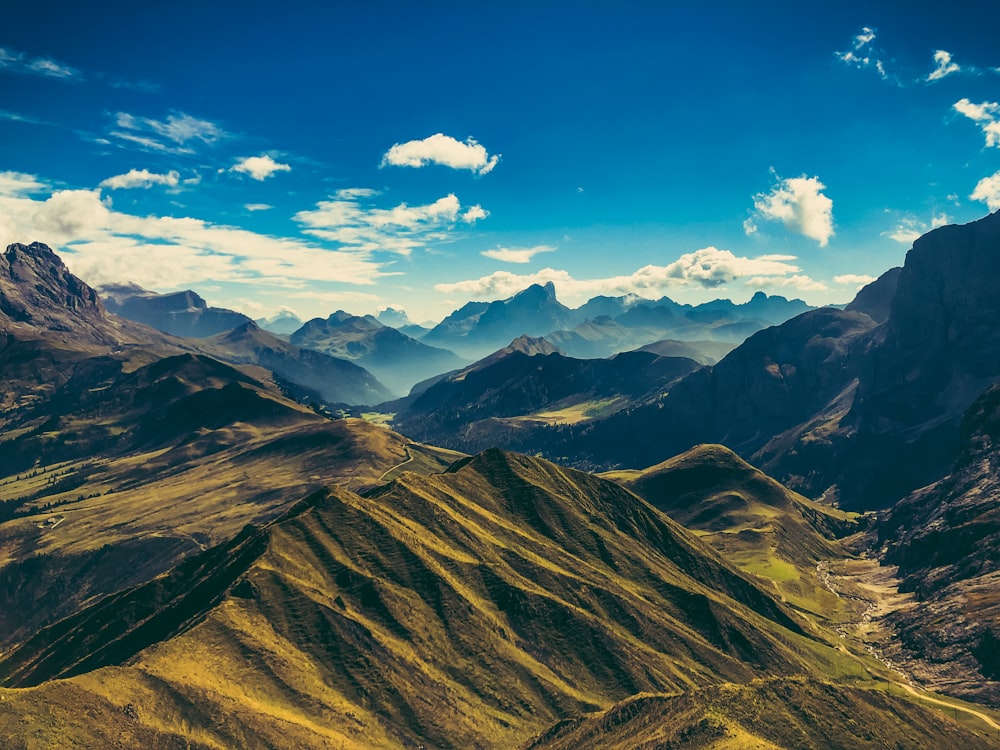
left=0, top=449, right=837, bottom=748
left=100, top=283, right=252, bottom=338
left=255, top=309, right=303, bottom=335
left=204, top=320, right=395, bottom=405
left=422, top=281, right=574, bottom=359
left=289, top=311, right=466, bottom=396
left=392, top=339, right=701, bottom=454
left=375, top=306, right=412, bottom=328
left=636, top=338, right=736, bottom=365
left=874, top=382, right=1000, bottom=705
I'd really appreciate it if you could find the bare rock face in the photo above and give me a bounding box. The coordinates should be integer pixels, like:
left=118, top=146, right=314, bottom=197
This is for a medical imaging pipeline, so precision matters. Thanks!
left=875, top=383, right=1000, bottom=705
left=0, top=242, right=106, bottom=334
left=844, top=266, right=900, bottom=325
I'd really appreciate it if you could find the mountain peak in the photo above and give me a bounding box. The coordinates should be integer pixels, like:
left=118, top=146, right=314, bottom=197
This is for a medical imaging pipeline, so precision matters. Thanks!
left=1, top=241, right=105, bottom=332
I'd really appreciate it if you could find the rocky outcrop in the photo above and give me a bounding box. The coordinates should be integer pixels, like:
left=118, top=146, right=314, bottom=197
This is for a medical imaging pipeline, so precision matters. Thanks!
left=100, top=284, right=252, bottom=338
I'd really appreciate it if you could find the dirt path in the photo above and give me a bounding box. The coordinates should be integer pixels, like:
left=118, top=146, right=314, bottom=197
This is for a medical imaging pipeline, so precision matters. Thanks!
left=897, top=682, right=1000, bottom=733
left=378, top=445, right=414, bottom=483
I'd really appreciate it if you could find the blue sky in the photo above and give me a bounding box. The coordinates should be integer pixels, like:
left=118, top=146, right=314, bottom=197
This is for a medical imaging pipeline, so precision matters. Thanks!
left=2, top=1, right=1000, bottom=323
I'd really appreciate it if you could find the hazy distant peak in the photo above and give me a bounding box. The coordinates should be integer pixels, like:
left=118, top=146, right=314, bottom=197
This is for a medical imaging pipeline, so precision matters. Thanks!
left=376, top=306, right=413, bottom=328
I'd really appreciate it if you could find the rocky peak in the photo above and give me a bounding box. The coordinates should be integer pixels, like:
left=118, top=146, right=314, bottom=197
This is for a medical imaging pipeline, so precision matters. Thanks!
left=1, top=242, right=105, bottom=331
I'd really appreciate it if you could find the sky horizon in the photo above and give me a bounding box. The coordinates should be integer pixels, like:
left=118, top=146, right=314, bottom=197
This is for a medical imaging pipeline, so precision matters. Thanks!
left=3, top=2, right=1000, bottom=324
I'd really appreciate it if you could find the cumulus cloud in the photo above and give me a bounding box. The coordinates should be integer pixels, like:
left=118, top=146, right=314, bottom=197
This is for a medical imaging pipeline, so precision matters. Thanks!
left=834, top=274, right=877, bottom=288
left=0, top=46, right=80, bottom=80
left=294, top=191, right=487, bottom=256
left=99, top=168, right=180, bottom=190
left=927, top=50, right=961, bottom=82
left=110, top=111, right=227, bottom=154
left=751, top=173, right=834, bottom=246
left=436, top=247, right=813, bottom=302
left=481, top=245, right=555, bottom=264
left=0, top=177, right=389, bottom=292
left=381, top=133, right=500, bottom=175
left=971, top=171, right=1000, bottom=210
left=230, top=155, right=291, bottom=181
left=953, top=98, right=1000, bottom=147
left=835, top=27, right=888, bottom=80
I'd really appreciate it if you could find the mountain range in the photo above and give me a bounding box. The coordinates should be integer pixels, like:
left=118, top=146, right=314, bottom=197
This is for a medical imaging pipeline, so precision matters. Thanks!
left=3, top=216, right=1000, bottom=750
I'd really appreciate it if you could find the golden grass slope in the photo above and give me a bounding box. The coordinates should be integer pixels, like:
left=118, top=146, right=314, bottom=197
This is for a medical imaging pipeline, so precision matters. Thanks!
left=0, top=450, right=876, bottom=749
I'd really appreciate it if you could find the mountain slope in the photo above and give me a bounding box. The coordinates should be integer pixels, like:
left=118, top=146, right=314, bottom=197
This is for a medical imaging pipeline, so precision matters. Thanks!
left=524, top=678, right=996, bottom=750
left=100, top=283, right=252, bottom=338
left=204, top=320, right=394, bottom=405
left=874, top=382, right=1000, bottom=705
left=0, top=449, right=867, bottom=749
left=392, top=344, right=702, bottom=454
left=289, top=311, right=466, bottom=396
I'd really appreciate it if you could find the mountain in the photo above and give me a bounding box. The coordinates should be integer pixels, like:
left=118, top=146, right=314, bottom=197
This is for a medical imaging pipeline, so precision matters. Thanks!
left=255, top=309, right=303, bottom=336
left=392, top=342, right=702, bottom=455
left=422, top=281, right=574, bottom=359
left=289, top=311, right=466, bottom=396
left=0, top=448, right=872, bottom=748
left=845, top=266, right=901, bottom=324
left=204, top=320, right=395, bottom=406
left=873, top=382, right=1000, bottom=705
left=524, top=677, right=995, bottom=750
left=375, top=306, right=413, bottom=328
left=100, top=282, right=253, bottom=338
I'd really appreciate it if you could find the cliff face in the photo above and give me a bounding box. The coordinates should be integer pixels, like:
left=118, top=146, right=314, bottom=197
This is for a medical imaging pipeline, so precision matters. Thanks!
left=0, top=242, right=106, bottom=335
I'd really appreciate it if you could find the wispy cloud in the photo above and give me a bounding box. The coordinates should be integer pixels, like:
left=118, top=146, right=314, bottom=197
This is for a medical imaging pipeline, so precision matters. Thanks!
left=244, top=203, right=273, bottom=212
left=835, top=27, right=888, bottom=80
left=926, top=50, right=961, bottom=82
left=0, top=171, right=48, bottom=197
left=99, top=168, right=180, bottom=190
left=109, top=111, right=227, bottom=154
left=884, top=212, right=950, bottom=245
left=481, top=245, right=556, bottom=264
left=971, top=171, right=1000, bottom=210
left=953, top=98, right=1000, bottom=147
left=381, top=133, right=500, bottom=175
left=0, top=46, right=81, bottom=80
left=436, top=247, right=817, bottom=302
left=230, top=154, right=291, bottom=181
left=294, top=191, right=487, bottom=256
left=750, top=172, right=834, bottom=247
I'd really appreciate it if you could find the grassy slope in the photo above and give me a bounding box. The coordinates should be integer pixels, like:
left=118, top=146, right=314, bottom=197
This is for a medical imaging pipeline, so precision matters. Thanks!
left=0, top=450, right=874, bottom=749
left=523, top=677, right=999, bottom=750
left=607, top=444, right=858, bottom=617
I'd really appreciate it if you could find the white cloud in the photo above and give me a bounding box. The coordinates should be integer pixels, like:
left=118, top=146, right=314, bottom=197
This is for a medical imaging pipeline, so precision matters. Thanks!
left=835, top=27, right=888, bottom=80
left=751, top=173, right=834, bottom=246
left=834, top=274, right=876, bottom=287
left=294, top=191, right=486, bottom=256
left=742, top=218, right=758, bottom=236
left=0, top=46, right=80, bottom=80
left=0, top=178, right=390, bottom=292
left=927, top=50, right=960, bottom=82
left=743, top=274, right=829, bottom=292
left=461, top=205, right=489, bottom=223
left=481, top=245, right=556, bottom=264
left=0, top=171, right=48, bottom=196
left=230, top=155, right=291, bottom=181
left=110, top=111, right=227, bottom=154
left=886, top=212, right=953, bottom=244
left=99, top=169, right=180, bottom=190
left=244, top=203, right=273, bottom=212
left=436, top=247, right=808, bottom=301
left=381, top=133, right=500, bottom=175
left=953, top=98, right=1000, bottom=147
left=971, top=171, right=1000, bottom=210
